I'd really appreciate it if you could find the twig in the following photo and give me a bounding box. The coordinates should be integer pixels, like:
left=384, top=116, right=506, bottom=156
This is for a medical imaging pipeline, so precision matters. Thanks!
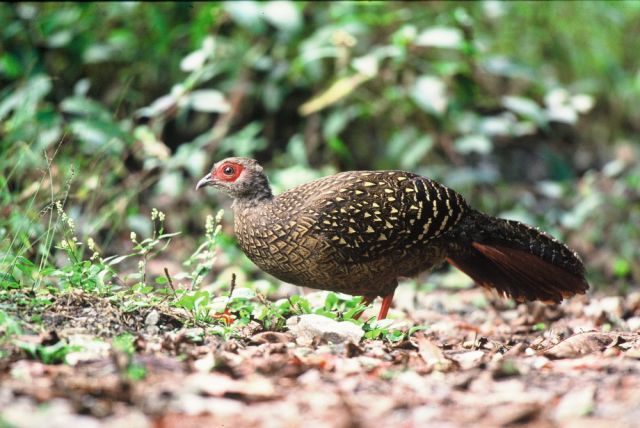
left=164, top=267, right=178, bottom=299
left=223, top=273, right=237, bottom=312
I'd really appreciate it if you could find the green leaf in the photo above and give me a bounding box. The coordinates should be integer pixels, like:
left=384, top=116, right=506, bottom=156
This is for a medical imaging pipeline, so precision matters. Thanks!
left=0, top=53, right=23, bottom=78
left=324, top=292, right=338, bottom=311
left=263, top=1, right=302, bottom=32
left=415, top=26, right=463, bottom=49
left=411, top=75, right=448, bottom=115
left=327, top=136, right=353, bottom=162
left=613, top=259, right=631, bottom=278
left=126, top=364, right=146, bottom=381
left=408, top=325, right=429, bottom=336
left=60, top=96, right=113, bottom=120
left=104, top=254, right=132, bottom=266
left=157, top=232, right=182, bottom=239
left=502, top=95, right=546, bottom=126
left=188, top=90, right=230, bottom=113
left=385, top=330, right=405, bottom=342
left=112, top=333, right=136, bottom=355
left=533, top=322, right=547, bottom=332
left=0, top=272, right=19, bottom=289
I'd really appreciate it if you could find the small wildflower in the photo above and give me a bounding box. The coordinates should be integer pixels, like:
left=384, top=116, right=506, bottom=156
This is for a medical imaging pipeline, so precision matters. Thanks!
left=59, top=240, right=69, bottom=249
left=55, top=200, right=64, bottom=214
left=87, top=238, right=101, bottom=261
left=151, top=208, right=159, bottom=221
left=205, top=215, right=214, bottom=235
left=87, top=238, right=97, bottom=252
left=215, top=209, right=224, bottom=224
left=158, top=211, right=165, bottom=222
left=137, top=260, right=145, bottom=271
left=130, top=232, right=137, bottom=242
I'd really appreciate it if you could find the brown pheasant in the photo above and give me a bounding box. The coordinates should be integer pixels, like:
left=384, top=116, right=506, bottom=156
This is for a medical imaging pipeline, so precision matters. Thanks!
left=196, top=157, right=588, bottom=320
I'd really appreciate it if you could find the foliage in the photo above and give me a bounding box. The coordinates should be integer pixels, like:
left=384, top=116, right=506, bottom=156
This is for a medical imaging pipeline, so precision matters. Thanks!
left=17, top=339, right=81, bottom=365
left=0, top=1, right=639, bottom=345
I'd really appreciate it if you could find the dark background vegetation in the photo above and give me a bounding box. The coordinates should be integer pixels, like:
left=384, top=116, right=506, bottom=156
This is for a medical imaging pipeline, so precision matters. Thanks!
left=1, top=1, right=639, bottom=300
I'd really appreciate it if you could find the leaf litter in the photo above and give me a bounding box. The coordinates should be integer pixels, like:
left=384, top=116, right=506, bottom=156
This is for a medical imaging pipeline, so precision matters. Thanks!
left=1, top=288, right=640, bottom=428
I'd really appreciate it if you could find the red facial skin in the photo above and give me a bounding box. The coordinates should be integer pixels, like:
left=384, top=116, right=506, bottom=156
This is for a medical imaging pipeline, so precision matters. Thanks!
left=214, top=162, right=244, bottom=182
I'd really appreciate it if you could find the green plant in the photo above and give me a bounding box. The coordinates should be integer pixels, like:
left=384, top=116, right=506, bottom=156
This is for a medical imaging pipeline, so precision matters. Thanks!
left=112, top=333, right=146, bottom=381
left=0, top=310, right=22, bottom=338
left=363, top=321, right=429, bottom=342
left=17, top=340, right=81, bottom=365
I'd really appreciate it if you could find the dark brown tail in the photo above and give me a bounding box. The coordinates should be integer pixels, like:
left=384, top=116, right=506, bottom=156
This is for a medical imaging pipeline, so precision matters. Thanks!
left=447, top=211, right=589, bottom=303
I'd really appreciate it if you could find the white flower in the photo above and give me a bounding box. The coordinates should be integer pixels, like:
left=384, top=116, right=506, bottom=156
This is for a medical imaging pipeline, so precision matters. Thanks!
left=130, top=232, right=137, bottom=242
left=87, top=237, right=96, bottom=252
left=205, top=215, right=214, bottom=235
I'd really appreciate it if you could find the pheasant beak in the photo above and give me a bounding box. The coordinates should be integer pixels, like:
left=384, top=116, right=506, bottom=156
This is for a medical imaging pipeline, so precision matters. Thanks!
left=196, top=173, right=213, bottom=190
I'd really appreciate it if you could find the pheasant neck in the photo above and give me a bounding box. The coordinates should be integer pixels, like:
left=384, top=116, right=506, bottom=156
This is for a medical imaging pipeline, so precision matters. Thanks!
left=231, top=175, right=274, bottom=209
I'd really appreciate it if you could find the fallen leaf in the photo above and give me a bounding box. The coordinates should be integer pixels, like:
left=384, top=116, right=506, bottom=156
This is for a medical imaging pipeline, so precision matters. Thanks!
left=249, top=331, right=294, bottom=344
left=186, top=373, right=277, bottom=401
left=488, top=403, right=541, bottom=426
left=544, top=332, right=616, bottom=359
left=414, top=333, right=456, bottom=372
left=450, top=350, right=486, bottom=370
left=553, top=385, right=596, bottom=420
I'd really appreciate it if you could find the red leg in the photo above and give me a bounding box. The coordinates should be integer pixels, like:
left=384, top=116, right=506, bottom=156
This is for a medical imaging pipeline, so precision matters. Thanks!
left=377, top=290, right=396, bottom=320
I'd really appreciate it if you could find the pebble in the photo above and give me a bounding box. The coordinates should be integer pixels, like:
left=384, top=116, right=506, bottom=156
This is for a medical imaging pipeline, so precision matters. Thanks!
left=286, top=314, right=364, bottom=346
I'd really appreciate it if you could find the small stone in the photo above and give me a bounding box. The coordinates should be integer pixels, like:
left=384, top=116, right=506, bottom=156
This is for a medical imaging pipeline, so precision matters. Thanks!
left=145, top=310, right=160, bottom=327
left=286, top=314, right=364, bottom=345
left=626, top=316, right=640, bottom=332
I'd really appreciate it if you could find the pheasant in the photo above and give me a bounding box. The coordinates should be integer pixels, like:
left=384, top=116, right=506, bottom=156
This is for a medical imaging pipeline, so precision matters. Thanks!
left=196, top=157, right=588, bottom=320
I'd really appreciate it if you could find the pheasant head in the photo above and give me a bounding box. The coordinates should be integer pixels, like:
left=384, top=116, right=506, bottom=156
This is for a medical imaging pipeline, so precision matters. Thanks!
left=196, top=157, right=273, bottom=202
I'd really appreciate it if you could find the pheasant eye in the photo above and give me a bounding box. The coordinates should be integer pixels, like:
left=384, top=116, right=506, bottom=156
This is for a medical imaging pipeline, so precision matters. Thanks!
left=223, top=166, right=234, bottom=175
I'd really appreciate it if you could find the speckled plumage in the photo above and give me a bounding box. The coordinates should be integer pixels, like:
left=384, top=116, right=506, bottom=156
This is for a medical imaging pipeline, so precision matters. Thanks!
left=197, top=157, right=589, bottom=316
left=232, top=168, right=468, bottom=300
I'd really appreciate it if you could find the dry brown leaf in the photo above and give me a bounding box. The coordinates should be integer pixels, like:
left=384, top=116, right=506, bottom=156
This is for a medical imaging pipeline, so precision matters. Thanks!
left=553, top=385, right=596, bottom=421
left=544, top=332, right=616, bottom=359
left=185, top=373, right=277, bottom=401
left=414, top=333, right=456, bottom=372
left=249, top=331, right=294, bottom=344
left=450, top=350, right=486, bottom=370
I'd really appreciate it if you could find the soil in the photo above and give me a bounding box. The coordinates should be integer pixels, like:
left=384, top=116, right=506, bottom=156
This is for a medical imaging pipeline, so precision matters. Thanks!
left=1, top=287, right=639, bottom=428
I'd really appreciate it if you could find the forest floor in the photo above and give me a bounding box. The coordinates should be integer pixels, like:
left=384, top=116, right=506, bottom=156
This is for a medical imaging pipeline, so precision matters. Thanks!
left=1, top=286, right=639, bottom=428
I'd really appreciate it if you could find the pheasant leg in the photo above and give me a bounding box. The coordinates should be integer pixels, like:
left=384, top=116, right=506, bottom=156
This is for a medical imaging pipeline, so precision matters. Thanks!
left=352, top=288, right=396, bottom=320
left=377, top=290, right=395, bottom=320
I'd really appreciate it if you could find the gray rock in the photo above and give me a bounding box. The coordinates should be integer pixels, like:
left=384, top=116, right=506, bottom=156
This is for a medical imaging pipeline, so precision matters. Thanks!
left=286, top=314, right=364, bottom=345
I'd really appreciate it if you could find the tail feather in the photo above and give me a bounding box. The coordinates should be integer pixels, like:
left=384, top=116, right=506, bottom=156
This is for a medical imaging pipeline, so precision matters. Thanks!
left=448, top=212, right=589, bottom=303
